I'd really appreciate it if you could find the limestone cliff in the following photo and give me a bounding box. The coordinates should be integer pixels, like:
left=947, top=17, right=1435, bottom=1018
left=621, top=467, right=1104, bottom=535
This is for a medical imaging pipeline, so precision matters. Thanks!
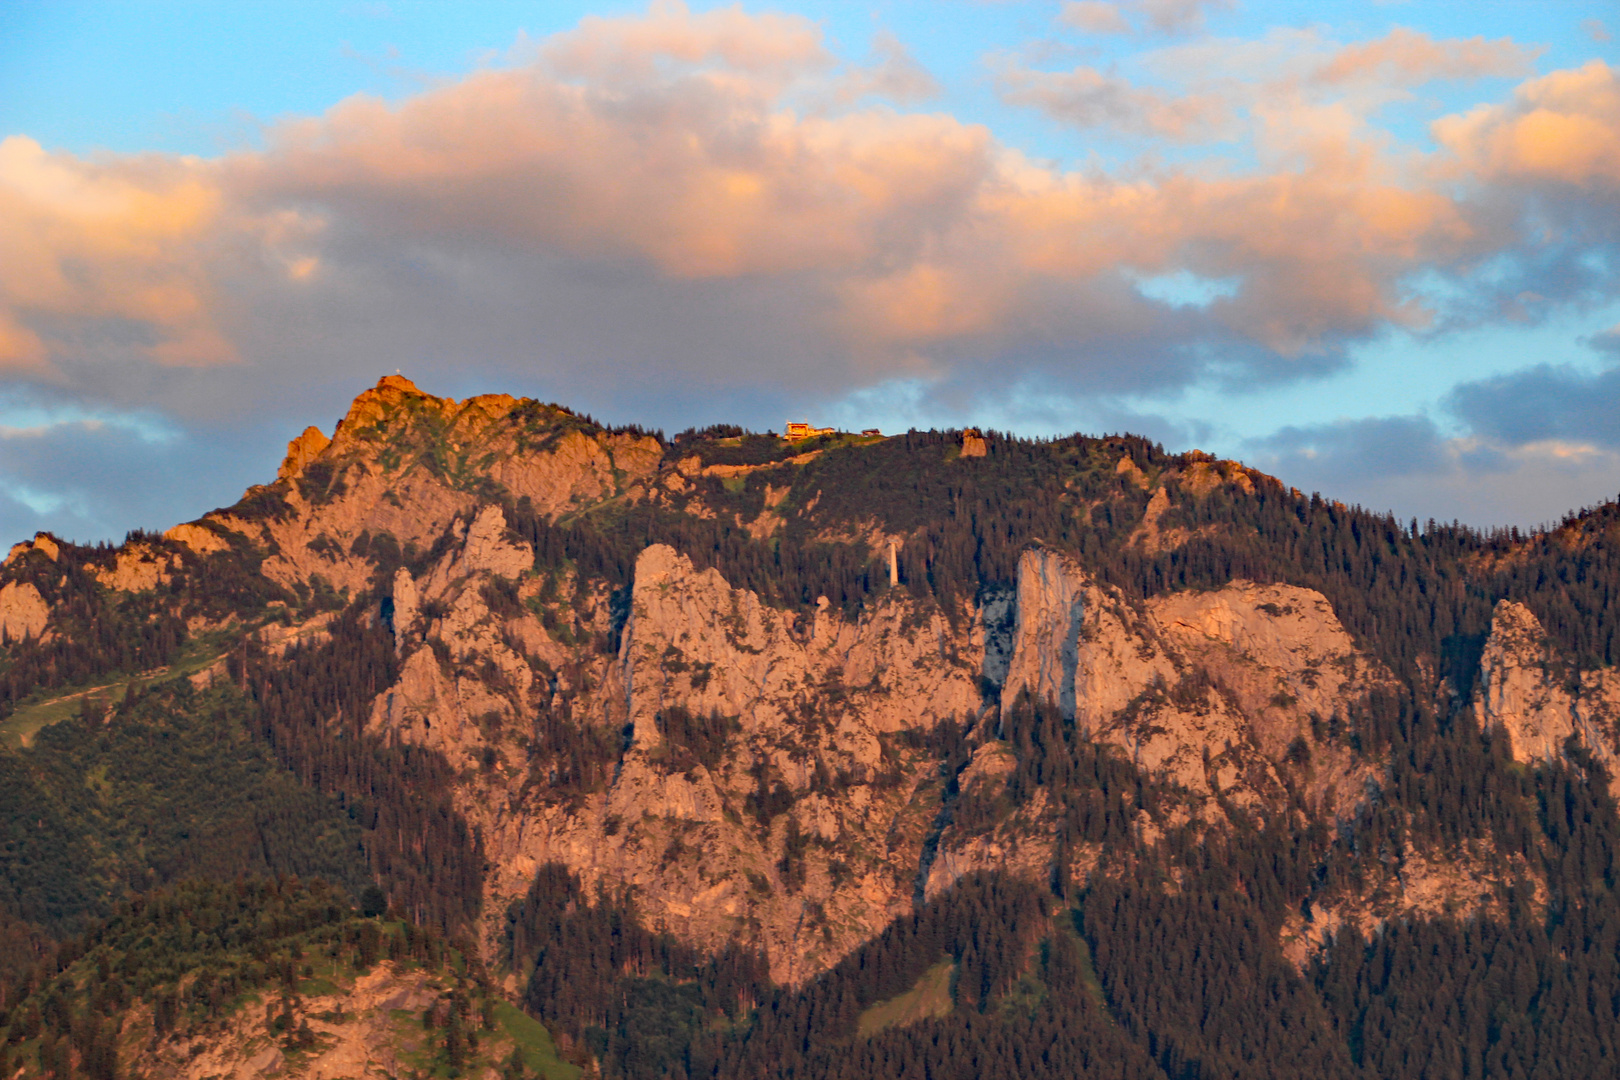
left=0, top=580, right=49, bottom=642
left=3, top=532, right=59, bottom=567
left=353, top=522, right=1402, bottom=981
left=927, top=548, right=1389, bottom=900
left=1476, top=598, right=1620, bottom=783
left=200, top=375, right=661, bottom=598
left=4, top=375, right=1603, bottom=1005
left=371, top=529, right=983, bottom=983
left=999, top=547, right=1384, bottom=811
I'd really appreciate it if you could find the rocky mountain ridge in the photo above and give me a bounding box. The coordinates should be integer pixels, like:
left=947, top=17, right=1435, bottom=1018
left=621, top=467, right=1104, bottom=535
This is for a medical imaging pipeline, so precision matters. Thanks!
left=5, top=376, right=1620, bottom=1079
left=7, top=377, right=1620, bottom=981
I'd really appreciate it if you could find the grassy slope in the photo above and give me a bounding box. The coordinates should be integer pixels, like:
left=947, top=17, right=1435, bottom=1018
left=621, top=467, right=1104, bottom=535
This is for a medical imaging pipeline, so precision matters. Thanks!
left=0, top=631, right=234, bottom=748
left=856, top=959, right=955, bottom=1037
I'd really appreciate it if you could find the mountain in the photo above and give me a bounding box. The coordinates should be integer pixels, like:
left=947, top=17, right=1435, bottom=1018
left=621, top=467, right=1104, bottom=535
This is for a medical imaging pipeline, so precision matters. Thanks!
left=2, top=374, right=1620, bottom=1079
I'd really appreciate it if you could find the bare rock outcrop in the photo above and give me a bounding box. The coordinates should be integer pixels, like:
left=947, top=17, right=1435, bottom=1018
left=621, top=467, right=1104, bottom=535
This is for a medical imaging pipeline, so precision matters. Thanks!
left=372, top=506, right=537, bottom=758
left=0, top=581, right=49, bottom=642
left=95, top=543, right=174, bottom=592
left=997, top=548, right=1384, bottom=810
left=163, top=521, right=231, bottom=554
left=1475, top=599, right=1620, bottom=778
left=931, top=550, right=1387, bottom=899
left=248, top=377, right=659, bottom=598
left=150, top=961, right=451, bottom=1080
left=276, top=424, right=331, bottom=481
left=621, top=544, right=980, bottom=744
left=368, top=539, right=986, bottom=984
left=3, top=532, right=59, bottom=567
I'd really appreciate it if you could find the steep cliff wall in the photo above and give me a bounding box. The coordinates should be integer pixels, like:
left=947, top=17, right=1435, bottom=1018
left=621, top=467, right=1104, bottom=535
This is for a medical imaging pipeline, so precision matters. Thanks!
left=355, top=524, right=1409, bottom=981
left=0, top=581, right=49, bottom=642
left=370, top=528, right=984, bottom=983
left=1000, top=548, right=1383, bottom=809
left=928, top=549, right=1390, bottom=900
left=1476, top=599, right=1620, bottom=785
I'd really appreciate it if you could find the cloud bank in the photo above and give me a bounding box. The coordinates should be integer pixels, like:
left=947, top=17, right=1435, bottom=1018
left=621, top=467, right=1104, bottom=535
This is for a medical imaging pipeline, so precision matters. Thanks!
left=1, top=2, right=1618, bottom=537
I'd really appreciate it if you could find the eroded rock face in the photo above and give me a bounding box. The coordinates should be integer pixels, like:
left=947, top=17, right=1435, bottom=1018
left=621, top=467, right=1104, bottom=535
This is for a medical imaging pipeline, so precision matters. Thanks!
left=998, top=548, right=1383, bottom=808
left=622, top=544, right=980, bottom=743
left=235, top=376, right=663, bottom=598
left=459, top=543, right=984, bottom=984
left=277, top=425, right=332, bottom=482
left=360, top=528, right=988, bottom=981
left=1476, top=599, right=1620, bottom=777
left=94, top=543, right=174, bottom=592
left=927, top=550, right=1389, bottom=900
left=163, top=522, right=231, bottom=555
left=0, top=581, right=49, bottom=642
left=371, top=505, right=536, bottom=754
left=1280, top=839, right=1546, bottom=970
left=3, top=533, right=58, bottom=567
left=356, top=531, right=1404, bottom=982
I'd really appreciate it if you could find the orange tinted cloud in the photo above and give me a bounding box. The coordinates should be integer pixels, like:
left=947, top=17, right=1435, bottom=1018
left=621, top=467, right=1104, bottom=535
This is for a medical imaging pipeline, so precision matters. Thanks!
left=542, top=0, right=826, bottom=86
left=1435, top=60, right=1620, bottom=186
left=0, top=4, right=1607, bottom=394
left=1058, top=2, right=1132, bottom=35
left=0, top=136, right=236, bottom=370
left=1318, top=28, right=1537, bottom=86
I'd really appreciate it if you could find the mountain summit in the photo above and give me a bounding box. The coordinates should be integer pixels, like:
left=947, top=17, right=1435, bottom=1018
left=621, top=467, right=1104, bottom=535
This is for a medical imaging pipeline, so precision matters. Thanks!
left=2, top=377, right=1619, bottom=1079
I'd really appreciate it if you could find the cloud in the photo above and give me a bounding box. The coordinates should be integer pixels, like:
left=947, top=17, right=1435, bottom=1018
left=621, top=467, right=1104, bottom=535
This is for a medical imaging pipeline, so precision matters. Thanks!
left=997, top=65, right=1232, bottom=140
left=1056, top=0, right=1233, bottom=37
left=0, top=136, right=238, bottom=371
left=0, top=413, right=272, bottom=543
left=163, top=10, right=1494, bottom=379
left=1316, top=28, right=1537, bottom=87
left=1, top=4, right=1618, bottom=542
left=1434, top=60, right=1620, bottom=187
left=835, top=32, right=941, bottom=105
left=1245, top=415, right=1620, bottom=528
left=539, top=0, right=827, bottom=87
left=0, top=7, right=1591, bottom=396
left=1446, top=361, right=1620, bottom=449
left=1254, top=414, right=1451, bottom=483
left=1137, top=0, right=1235, bottom=35
left=1058, top=2, right=1132, bottom=36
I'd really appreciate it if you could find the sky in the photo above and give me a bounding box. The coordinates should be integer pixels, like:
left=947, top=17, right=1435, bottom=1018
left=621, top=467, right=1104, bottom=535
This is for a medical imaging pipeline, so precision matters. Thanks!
left=1, top=0, right=1618, bottom=544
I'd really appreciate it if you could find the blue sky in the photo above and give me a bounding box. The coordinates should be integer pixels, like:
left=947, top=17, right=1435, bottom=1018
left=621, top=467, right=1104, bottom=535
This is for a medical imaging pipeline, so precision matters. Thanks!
left=2, top=0, right=1618, bottom=541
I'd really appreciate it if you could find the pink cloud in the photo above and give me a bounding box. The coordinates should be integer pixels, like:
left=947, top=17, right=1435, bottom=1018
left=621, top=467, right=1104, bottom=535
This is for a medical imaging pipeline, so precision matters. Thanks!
left=1058, top=2, right=1132, bottom=36
left=1317, top=27, right=1538, bottom=87
left=0, top=136, right=238, bottom=370
left=1057, top=0, right=1233, bottom=37
left=0, top=3, right=1608, bottom=401
left=1435, top=60, right=1620, bottom=187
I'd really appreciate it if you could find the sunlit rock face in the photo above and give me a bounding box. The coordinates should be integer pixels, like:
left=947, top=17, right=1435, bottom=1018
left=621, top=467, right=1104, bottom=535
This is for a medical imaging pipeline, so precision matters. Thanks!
left=1476, top=599, right=1620, bottom=785
left=7, top=375, right=1605, bottom=990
